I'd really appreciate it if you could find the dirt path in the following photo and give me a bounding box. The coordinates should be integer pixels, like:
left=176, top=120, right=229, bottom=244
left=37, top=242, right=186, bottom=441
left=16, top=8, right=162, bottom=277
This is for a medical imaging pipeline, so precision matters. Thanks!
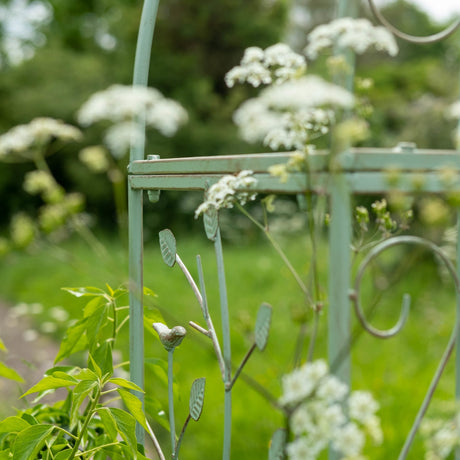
left=0, top=301, right=61, bottom=414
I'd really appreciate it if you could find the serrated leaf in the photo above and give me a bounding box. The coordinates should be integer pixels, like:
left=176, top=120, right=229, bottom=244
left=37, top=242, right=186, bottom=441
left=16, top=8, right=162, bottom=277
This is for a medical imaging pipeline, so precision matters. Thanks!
left=22, top=376, right=77, bottom=398
left=62, top=286, right=107, bottom=298
left=203, top=207, right=218, bottom=241
left=255, top=303, right=272, bottom=351
left=0, top=416, right=30, bottom=433
left=118, top=389, right=149, bottom=432
left=109, top=408, right=138, bottom=459
left=269, top=429, right=286, bottom=460
left=0, top=361, right=23, bottom=382
left=159, top=229, right=176, bottom=267
left=12, top=424, right=54, bottom=459
left=109, top=378, right=144, bottom=393
left=189, top=378, right=206, bottom=421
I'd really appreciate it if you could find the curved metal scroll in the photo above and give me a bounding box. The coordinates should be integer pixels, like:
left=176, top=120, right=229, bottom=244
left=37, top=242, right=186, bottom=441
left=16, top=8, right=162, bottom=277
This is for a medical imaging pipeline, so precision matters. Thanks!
left=367, top=0, right=460, bottom=44
left=350, top=235, right=460, bottom=460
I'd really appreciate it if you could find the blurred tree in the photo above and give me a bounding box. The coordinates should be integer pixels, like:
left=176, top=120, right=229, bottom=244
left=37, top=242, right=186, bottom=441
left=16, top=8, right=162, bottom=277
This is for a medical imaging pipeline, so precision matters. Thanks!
left=0, top=0, right=290, bottom=230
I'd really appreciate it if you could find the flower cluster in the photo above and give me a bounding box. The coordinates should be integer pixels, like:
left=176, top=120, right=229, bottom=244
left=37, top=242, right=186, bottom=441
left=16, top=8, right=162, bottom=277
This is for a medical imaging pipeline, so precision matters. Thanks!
left=195, top=170, right=257, bottom=218
left=281, top=360, right=382, bottom=460
left=77, top=84, right=188, bottom=160
left=305, top=17, right=398, bottom=59
left=233, top=76, right=353, bottom=149
left=0, top=117, right=82, bottom=161
left=0, top=0, right=53, bottom=68
left=421, top=410, right=460, bottom=460
left=77, top=84, right=188, bottom=138
left=225, top=43, right=306, bottom=88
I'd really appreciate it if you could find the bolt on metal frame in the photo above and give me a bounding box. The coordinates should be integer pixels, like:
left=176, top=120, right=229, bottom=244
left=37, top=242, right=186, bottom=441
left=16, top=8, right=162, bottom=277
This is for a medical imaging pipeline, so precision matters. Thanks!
left=128, top=0, right=460, bottom=458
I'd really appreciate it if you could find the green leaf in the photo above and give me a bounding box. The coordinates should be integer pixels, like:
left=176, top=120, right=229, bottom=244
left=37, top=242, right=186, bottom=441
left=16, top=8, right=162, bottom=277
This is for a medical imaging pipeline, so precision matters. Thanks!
left=109, top=408, right=137, bottom=459
left=109, top=378, right=144, bottom=393
left=203, top=207, right=218, bottom=241
left=269, top=429, right=286, bottom=460
left=55, top=318, right=88, bottom=363
left=22, top=376, right=77, bottom=398
left=85, top=300, right=110, bottom=347
left=255, top=303, right=272, bottom=351
left=92, top=342, right=113, bottom=377
left=62, top=286, right=108, bottom=298
left=0, top=416, right=30, bottom=433
left=12, top=424, right=54, bottom=459
left=73, top=368, right=98, bottom=381
left=54, top=450, right=72, bottom=460
left=159, top=229, right=176, bottom=267
left=96, top=407, right=118, bottom=441
left=143, top=286, right=157, bottom=298
left=0, top=338, right=6, bottom=352
left=50, top=372, right=78, bottom=383
left=0, top=361, right=23, bottom=382
left=189, top=378, right=206, bottom=421
left=70, top=380, right=98, bottom=427
left=144, top=309, right=165, bottom=337
left=88, top=354, right=102, bottom=379
left=118, top=389, right=149, bottom=432
left=83, top=296, right=106, bottom=318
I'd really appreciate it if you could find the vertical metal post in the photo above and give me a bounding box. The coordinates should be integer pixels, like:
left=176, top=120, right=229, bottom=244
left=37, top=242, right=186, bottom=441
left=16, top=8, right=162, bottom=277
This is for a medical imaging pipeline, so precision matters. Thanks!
left=328, top=174, right=352, bottom=383
left=129, top=0, right=160, bottom=444
left=328, top=172, right=352, bottom=460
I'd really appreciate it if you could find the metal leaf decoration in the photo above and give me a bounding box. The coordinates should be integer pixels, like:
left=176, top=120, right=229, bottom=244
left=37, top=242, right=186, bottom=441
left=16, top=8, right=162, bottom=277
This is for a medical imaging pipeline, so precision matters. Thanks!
left=159, top=229, right=176, bottom=267
left=255, top=303, right=272, bottom=351
left=189, top=377, right=206, bottom=421
left=269, top=429, right=286, bottom=460
left=203, top=207, right=218, bottom=241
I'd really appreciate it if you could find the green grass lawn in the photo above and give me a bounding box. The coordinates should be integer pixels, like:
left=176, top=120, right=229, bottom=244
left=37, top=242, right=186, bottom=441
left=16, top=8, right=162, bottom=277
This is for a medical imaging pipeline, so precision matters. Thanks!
left=0, top=229, right=458, bottom=459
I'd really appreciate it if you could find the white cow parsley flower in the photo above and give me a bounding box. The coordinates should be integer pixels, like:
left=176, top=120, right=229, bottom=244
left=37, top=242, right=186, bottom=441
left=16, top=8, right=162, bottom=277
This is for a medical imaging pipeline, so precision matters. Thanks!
left=77, top=84, right=188, bottom=135
left=305, top=17, right=398, bottom=59
left=281, top=360, right=382, bottom=460
left=233, top=76, right=352, bottom=149
left=0, top=117, right=82, bottom=161
left=195, top=170, right=257, bottom=218
left=225, top=43, right=306, bottom=88
left=447, top=100, right=460, bottom=119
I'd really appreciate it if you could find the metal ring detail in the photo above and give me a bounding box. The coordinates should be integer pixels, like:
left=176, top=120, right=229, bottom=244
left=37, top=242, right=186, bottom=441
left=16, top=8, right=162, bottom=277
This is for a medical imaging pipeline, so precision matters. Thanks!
left=352, top=235, right=460, bottom=339
left=367, top=0, right=460, bottom=44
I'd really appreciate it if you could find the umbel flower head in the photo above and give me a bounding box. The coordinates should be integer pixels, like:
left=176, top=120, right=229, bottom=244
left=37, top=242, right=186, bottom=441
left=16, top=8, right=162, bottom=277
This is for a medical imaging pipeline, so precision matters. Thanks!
left=195, top=170, right=258, bottom=218
left=0, top=117, right=82, bottom=162
left=280, top=360, right=382, bottom=460
left=305, top=17, right=398, bottom=59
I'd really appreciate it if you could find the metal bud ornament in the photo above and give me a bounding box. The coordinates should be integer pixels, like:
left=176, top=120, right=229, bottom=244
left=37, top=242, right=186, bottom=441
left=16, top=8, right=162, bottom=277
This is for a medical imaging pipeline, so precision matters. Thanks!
left=153, top=322, right=187, bottom=351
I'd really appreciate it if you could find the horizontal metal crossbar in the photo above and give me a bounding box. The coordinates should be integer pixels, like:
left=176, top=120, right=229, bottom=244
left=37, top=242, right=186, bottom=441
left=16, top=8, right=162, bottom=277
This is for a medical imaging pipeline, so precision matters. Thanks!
left=128, top=148, right=460, bottom=176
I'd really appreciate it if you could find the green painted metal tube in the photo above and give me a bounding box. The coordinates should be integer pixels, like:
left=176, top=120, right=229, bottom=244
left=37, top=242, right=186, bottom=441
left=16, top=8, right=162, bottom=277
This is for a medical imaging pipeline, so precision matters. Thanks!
left=214, top=228, right=232, bottom=460
left=128, top=0, right=160, bottom=445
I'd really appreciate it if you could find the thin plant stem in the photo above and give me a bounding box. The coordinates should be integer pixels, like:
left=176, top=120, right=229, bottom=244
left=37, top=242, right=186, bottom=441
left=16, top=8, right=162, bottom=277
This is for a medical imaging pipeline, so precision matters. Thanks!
left=307, top=312, right=320, bottom=363
left=196, top=255, right=226, bottom=380
left=146, top=420, right=167, bottom=460
left=174, top=414, right=191, bottom=460
left=175, top=254, right=203, bottom=305
left=68, top=387, right=101, bottom=460
left=228, top=343, right=256, bottom=391
left=236, top=203, right=312, bottom=303
left=168, top=349, right=176, bottom=457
